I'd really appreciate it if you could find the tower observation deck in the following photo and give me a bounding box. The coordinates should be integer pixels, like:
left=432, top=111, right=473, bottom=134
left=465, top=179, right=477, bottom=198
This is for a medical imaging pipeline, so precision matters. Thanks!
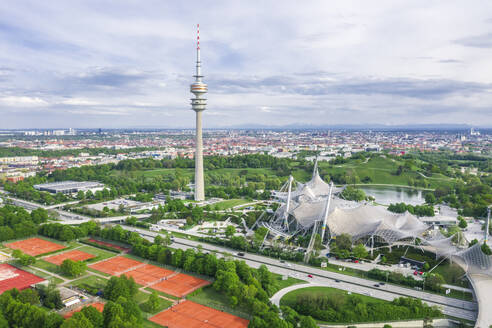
left=190, top=24, right=207, bottom=201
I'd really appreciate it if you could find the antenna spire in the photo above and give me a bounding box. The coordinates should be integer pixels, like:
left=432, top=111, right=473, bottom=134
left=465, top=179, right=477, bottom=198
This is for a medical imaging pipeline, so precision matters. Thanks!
left=197, top=24, right=200, bottom=50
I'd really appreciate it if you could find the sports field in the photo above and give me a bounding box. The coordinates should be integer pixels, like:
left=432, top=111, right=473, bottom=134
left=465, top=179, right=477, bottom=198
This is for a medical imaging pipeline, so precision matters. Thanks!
left=122, top=264, right=174, bottom=286
left=44, top=250, right=95, bottom=265
left=5, top=237, right=66, bottom=256
left=0, top=263, right=45, bottom=293
left=149, top=300, right=249, bottom=328
left=89, top=256, right=144, bottom=275
left=64, top=302, right=105, bottom=318
left=150, top=273, right=210, bottom=298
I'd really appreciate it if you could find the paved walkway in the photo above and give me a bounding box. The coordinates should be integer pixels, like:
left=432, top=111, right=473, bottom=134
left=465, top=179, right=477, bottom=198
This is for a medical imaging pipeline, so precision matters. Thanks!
left=468, top=274, right=492, bottom=328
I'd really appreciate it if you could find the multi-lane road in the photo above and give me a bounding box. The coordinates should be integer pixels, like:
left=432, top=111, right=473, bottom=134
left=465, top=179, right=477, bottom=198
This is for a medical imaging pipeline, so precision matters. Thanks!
left=121, top=226, right=478, bottom=321
left=1, top=193, right=478, bottom=321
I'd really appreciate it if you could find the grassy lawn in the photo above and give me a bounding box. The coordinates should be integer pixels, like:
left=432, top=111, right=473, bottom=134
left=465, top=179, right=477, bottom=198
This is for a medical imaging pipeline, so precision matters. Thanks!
left=272, top=273, right=304, bottom=291
left=280, top=286, right=444, bottom=324
left=24, top=266, right=64, bottom=284
left=144, top=287, right=180, bottom=300
left=78, top=245, right=119, bottom=263
left=139, top=293, right=173, bottom=315
left=70, top=275, right=108, bottom=290
left=186, top=286, right=251, bottom=319
left=31, top=259, right=60, bottom=274
left=280, top=286, right=383, bottom=307
left=432, top=262, right=469, bottom=288
left=212, top=199, right=251, bottom=210
left=142, top=320, right=164, bottom=328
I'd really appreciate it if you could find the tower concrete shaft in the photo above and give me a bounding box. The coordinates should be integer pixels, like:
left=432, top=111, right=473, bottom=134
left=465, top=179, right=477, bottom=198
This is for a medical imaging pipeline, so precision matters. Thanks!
left=190, top=24, right=207, bottom=201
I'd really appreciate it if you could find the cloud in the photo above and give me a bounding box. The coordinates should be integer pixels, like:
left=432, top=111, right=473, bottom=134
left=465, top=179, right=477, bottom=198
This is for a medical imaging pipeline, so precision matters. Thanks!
left=455, top=33, right=492, bottom=48
left=0, top=96, right=49, bottom=107
left=0, top=1, right=491, bottom=128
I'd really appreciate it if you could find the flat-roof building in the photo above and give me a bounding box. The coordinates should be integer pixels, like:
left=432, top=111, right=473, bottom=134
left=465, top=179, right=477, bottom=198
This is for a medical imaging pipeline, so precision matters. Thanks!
left=34, top=181, right=104, bottom=194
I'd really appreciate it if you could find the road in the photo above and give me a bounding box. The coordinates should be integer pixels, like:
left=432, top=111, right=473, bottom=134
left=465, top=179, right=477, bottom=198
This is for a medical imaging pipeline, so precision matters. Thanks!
left=4, top=194, right=479, bottom=322
left=121, top=226, right=477, bottom=321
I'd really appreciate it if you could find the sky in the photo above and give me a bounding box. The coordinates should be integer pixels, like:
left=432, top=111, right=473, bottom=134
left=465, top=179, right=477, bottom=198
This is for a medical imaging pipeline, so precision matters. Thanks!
left=0, top=0, right=492, bottom=129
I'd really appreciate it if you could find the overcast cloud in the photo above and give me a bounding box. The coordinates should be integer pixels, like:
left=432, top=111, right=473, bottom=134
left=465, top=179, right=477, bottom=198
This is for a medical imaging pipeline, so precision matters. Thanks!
left=0, top=0, right=491, bottom=128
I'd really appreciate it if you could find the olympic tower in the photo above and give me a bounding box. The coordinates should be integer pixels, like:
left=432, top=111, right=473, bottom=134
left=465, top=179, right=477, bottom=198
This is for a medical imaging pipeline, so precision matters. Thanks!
left=190, top=24, right=207, bottom=201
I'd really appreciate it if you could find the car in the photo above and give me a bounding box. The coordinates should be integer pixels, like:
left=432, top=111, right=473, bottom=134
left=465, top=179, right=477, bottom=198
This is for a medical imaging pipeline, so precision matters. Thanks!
left=354, top=260, right=359, bottom=263
left=307, top=274, right=313, bottom=278
left=374, top=284, right=379, bottom=287
left=335, top=279, right=340, bottom=283
left=237, top=252, right=245, bottom=256
left=379, top=282, right=385, bottom=286
left=413, top=271, right=418, bottom=275
left=280, top=260, right=285, bottom=263
left=419, top=271, right=423, bottom=275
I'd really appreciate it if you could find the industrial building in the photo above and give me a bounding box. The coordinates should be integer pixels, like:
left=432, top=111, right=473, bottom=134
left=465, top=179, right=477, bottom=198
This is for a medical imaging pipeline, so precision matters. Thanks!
left=33, top=181, right=105, bottom=194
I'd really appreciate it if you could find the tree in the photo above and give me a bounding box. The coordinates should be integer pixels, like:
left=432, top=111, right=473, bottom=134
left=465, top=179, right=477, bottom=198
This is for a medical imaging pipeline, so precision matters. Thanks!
left=425, top=273, right=445, bottom=291
left=299, top=316, right=318, bottom=328
left=76, top=191, right=85, bottom=200
left=60, top=259, right=87, bottom=277
left=60, top=312, right=94, bottom=328
left=141, top=291, right=160, bottom=313
left=458, top=217, right=468, bottom=229
left=482, top=243, right=492, bottom=255
left=18, top=288, right=39, bottom=305
left=12, top=249, right=36, bottom=266
left=334, top=234, right=352, bottom=251
left=37, top=283, right=63, bottom=309
left=104, top=276, right=138, bottom=302
left=425, top=193, right=436, bottom=205
left=340, top=186, right=366, bottom=201
left=352, top=244, right=368, bottom=259
left=80, top=305, right=104, bottom=328
left=225, top=225, right=236, bottom=238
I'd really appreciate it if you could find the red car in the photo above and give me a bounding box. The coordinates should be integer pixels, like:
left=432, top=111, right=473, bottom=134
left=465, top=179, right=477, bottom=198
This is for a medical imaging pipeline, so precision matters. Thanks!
left=413, top=271, right=418, bottom=275
left=354, top=260, right=359, bottom=263
left=307, top=274, right=313, bottom=278
left=419, top=272, right=423, bottom=275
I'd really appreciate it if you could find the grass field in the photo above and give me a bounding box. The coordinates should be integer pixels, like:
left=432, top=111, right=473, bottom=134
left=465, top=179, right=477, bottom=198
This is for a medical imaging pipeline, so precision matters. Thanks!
left=144, top=287, right=180, bottom=300
left=186, top=286, right=251, bottom=320
left=317, top=156, right=455, bottom=189
left=77, top=245, right=119, bottom=262
left=71, top=275, right=108, bottom=291
left=31, top=259, right=61, bottom=275
left=212, top=199, right=251, bottom=210
left=272, top=273, right=304, bottom=291
left=280, top=286, right=384, bottom=308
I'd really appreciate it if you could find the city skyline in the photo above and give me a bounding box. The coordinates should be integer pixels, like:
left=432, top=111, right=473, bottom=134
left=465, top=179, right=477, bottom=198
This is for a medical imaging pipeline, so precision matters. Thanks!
left=1, top=1, right=492, bottom=128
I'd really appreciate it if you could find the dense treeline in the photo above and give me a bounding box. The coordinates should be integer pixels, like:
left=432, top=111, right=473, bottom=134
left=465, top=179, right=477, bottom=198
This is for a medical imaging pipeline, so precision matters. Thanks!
left=387, top=202, right=435, bottom=217
left=0, top=288, right=64, bottom=328
left=0, top=146, right=156, bottom=158
left=0, top=205, right=49, bottom=241
left=287, top=292, right=441, bottom=323
left=91, top=225, right=313, bottom=328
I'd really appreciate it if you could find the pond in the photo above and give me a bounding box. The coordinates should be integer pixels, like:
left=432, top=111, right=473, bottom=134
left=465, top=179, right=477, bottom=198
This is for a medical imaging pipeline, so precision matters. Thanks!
left=358, top=185, right=428, bottom=205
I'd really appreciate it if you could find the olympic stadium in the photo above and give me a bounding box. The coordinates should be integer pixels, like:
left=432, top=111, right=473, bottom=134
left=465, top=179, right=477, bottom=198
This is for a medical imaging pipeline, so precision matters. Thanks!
left=254, top=161, right=492, bottom=279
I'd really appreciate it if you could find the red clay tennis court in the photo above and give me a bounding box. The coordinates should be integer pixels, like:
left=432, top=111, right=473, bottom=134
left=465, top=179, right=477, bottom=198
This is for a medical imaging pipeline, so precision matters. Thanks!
left=89, top=256, right=144, bottom=275
left=64, top=302, right=105, bottom=318
left=150, top=273, right=211, bottom=298
left=5, top=237, right=65, bottom=256
left=122, top=264, right=174, bottom=286
left=44, top=250, right=96, bottom=265
left=149, top=300, right=249, bottom=328
left=0, top=263, right=45, bottom=293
